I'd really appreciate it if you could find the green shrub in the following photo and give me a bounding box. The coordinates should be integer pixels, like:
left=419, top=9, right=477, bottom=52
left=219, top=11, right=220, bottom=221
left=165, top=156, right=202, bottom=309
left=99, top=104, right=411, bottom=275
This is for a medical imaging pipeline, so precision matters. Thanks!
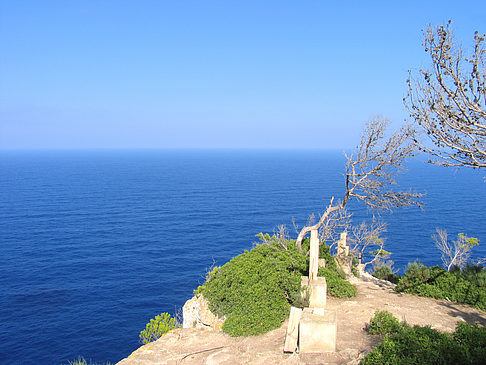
left=362, top=325, right=466, bottom=364
left=319, top=242, right=339, bottom=271
left=65, top=357, right=112, bottom=365
left=200, top=236, right=357, bottom=336
left=202, top=236, right=308, bottom=336
left=452, top=264, right=486, bottom=288
left=318, top=267, right=357, bottom=298
left=318, top=242, right=357, bottom=298
left=453, top=322, right=486, bottom=363
left=139, top=312, right=176, bottom=344
left=395, top=262, right=486, bottom=311
left=367, top=310, right=405, bottom=336
left=372, top=265, right=401, bottom=284
left=351, top=257, right=360, bottom=277
left=362, top=312, right=486, bottom=364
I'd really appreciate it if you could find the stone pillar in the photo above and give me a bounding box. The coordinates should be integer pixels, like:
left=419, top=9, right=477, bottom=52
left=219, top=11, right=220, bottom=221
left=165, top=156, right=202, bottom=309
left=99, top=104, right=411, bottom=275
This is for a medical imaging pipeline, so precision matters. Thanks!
left=309, top=229, right=319, bottom=281
left=337, top=231, right=349, bottom=256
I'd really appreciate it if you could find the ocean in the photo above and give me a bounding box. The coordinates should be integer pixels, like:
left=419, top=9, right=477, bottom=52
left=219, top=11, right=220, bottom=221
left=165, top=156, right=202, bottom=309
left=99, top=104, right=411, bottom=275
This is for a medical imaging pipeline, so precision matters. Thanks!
left=0, top=149, right=484, bottom=364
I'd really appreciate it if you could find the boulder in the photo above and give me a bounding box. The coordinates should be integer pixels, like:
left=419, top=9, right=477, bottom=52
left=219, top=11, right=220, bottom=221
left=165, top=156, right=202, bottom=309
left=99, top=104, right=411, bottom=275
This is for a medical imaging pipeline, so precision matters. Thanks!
left=182, top=294, right=225, bottom=330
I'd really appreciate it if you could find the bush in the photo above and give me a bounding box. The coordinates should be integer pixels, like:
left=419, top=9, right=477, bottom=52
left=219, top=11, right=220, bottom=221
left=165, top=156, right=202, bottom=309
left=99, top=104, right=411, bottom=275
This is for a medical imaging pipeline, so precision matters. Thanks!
left=201, top=236, right=308, bottom=336
left=395, top=262, right=486, bottom=311
left=372, top=265, right=401, bottom=284
left=200, top=235, right=357, bottom=336
left=454, top=322, right=486, bottom=363
left=318, top=267, right=357, bottom=298
left=139, top=312, right=176, bottom=344
left=367, top=310, right=405, bottom=336
left=362, top=311, right=486, bottom=364
left=65, top=357, right=112, bottom=365
left=318, top=243, right=357, bottom=298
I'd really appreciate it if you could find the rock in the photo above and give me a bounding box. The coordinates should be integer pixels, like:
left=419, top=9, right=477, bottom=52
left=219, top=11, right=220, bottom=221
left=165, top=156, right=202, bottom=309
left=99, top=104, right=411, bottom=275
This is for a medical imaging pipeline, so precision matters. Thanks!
left=359, top=272, right=396, bottom=289
left=182, top=294, right=225, bottom=330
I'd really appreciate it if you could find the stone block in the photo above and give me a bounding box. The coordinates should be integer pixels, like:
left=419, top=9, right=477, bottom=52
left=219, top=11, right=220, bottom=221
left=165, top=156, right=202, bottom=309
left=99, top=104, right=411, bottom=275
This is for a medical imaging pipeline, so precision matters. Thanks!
left=318, top=258, right=326, bottom=268
left=283, top=306, right=303, bottom=353
left=299, top=308, right=337, bottom=353
left=308, top=277, right=327, bottom=308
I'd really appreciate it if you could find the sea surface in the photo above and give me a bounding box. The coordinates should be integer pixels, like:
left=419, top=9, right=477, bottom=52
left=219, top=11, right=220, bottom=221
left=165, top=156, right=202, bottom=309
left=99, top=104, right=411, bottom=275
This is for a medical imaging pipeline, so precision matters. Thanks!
left=0, top=149, right=485, bottom=364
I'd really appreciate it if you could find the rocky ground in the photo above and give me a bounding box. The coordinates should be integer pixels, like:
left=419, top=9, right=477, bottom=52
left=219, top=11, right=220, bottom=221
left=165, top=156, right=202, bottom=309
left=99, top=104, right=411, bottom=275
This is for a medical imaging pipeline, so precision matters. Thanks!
left=117, top=275, right=486, bottom=365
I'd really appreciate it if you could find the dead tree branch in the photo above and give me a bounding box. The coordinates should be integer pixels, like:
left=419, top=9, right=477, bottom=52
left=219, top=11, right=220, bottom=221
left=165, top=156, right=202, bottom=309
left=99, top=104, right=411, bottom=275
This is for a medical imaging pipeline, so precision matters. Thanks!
left=295, top=117, right=423, bottom=253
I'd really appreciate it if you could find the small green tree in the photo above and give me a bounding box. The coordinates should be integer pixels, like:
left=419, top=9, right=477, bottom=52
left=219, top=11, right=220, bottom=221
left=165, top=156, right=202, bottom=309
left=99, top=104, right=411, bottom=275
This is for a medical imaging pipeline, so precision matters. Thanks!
left=432, top=228, right=480, bottom=271
left=139, top=312, right=176, bottom=344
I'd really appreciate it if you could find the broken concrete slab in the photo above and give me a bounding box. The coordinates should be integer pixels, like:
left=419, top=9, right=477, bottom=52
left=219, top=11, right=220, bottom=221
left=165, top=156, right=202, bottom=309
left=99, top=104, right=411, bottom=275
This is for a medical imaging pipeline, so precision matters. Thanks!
left=283, top=306, right=303, bottom=353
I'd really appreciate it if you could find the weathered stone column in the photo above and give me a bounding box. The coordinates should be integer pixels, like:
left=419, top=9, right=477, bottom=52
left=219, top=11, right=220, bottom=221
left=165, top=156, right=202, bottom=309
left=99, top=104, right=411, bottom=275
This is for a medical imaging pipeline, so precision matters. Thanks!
left=337, top=231, right=349, bottom=256
left=309, top=229, right=319, bottom=281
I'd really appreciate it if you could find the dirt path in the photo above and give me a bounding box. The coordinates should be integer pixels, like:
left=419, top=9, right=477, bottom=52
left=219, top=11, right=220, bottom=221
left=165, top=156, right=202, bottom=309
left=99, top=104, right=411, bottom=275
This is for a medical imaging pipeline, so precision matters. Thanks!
left=118, top=276, right=486, bottom=365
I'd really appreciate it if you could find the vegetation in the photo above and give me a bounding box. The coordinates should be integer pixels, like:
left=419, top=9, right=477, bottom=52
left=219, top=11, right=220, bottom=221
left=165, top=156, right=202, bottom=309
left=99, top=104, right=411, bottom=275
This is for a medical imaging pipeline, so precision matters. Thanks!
left=432, top=229, right=480, bottom=271
left=394, top=262, right=486, bottom=311
left=65, top=357, right=112, bottom=365
left=405, top=22, right=486, bottom=170
left=372, top=265, right=401, bottom=284
left=199, top=234, right=356, bottom=336
left=363, top=311, right=486, bottom=364
left=139, top=312, right=177, bottom=344
left=349, top=218, right=389, bottom=271
left=295, top=117, right=422, bottom=253
left=367, top=310, right=406, bottom=336
left=201, top=234, right=307, bottom=336
left=318, top=243, right=357, bottom=297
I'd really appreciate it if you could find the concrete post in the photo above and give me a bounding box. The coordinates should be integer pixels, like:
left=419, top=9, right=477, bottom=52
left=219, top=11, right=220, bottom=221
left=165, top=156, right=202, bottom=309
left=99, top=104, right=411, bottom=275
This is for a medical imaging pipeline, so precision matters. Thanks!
left=309, top=229, right=319, bottom=281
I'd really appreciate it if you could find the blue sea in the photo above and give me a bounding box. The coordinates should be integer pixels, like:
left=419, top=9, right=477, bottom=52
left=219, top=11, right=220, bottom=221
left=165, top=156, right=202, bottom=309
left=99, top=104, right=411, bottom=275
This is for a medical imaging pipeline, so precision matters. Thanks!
left=0, top=150, right=485, bottom=364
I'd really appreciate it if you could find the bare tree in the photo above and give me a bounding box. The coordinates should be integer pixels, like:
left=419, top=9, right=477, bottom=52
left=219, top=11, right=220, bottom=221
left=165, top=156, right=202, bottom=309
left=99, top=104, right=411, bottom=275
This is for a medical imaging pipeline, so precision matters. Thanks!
left=295, top=117, right=423, bottom=253
left=405, top=22, right=486, bottom=169
left=349, top=218, right=388, bottom=271
left=432, top=228, right=480, bottom=271
left=318, top=208, right=352, bottom=252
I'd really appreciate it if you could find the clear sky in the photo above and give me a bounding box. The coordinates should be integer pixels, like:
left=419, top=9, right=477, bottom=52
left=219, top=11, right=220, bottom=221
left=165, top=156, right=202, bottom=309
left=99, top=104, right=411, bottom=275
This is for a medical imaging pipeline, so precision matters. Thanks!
left=1, top=0, right=485, bottom=149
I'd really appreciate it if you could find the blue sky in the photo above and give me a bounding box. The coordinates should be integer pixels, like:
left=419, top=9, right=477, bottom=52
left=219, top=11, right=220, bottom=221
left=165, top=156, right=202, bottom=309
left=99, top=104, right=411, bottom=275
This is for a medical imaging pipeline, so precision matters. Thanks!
left=1, top=0, right=485, bottom=149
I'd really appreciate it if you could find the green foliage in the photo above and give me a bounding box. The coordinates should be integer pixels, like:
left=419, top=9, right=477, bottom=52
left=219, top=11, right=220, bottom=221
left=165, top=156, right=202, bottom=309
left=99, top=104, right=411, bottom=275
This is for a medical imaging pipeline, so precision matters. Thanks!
left=202, top=236, right=308, bottom=336
left=65, top=357, right=112, bottom=365
left=193, top=265, right=220, bottom=295
left=362, top=311, right=486, bottom=364
left=318, top=242, right=357, bottom=298
left=139, top=312, right=176, bottom=344
left=453, top=322, right=486, bottom=363
left=395, top=262, right=486, bottom=311
left=451, top=264, right=486, bottom=287
left=461, top=233, right=479, bottom=248
left=200, top=236, right=358, bottom=336
left=318, top=267, right=357, bottom=298
left=292, top=285, right=310, bottom=309
left=372, top=265, right=401, bottom=284
left=319, top=242, right=338, bottom=271
left=367, top=310, right=406, bottom=336
left=369, top=249, right=392, bottom=256
left=351, top=257, right=360, bottom=277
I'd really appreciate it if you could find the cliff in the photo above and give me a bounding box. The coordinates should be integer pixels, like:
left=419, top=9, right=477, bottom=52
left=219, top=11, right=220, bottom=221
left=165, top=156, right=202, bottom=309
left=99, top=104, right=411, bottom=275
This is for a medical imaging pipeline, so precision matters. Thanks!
left=117, top=275, right=486, bottom=364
